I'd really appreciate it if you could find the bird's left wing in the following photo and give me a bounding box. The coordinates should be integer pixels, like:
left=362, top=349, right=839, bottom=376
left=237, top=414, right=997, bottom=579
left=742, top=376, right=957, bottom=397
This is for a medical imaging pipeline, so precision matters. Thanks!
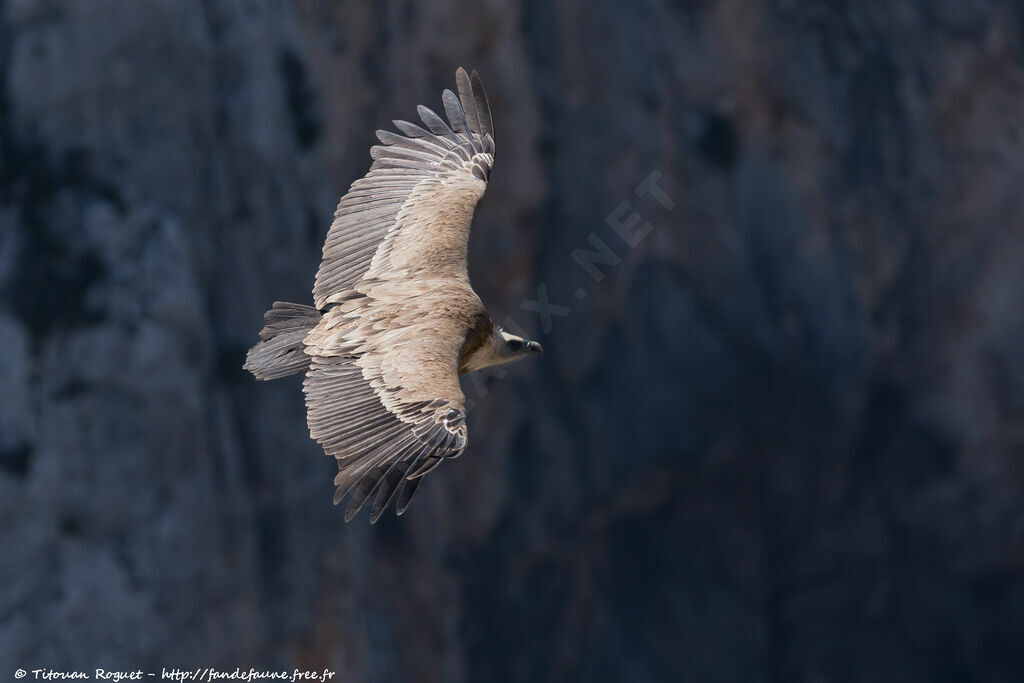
left=303, top=310, right=471, bottom=522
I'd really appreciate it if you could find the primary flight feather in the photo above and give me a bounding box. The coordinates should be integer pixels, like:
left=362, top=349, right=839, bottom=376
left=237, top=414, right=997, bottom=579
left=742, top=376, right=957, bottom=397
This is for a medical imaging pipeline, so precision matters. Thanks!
left=244, top=68, right=542, bottom=523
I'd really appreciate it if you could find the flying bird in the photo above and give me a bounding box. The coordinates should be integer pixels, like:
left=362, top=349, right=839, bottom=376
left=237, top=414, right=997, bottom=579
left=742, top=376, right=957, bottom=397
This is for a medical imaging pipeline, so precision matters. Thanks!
left=244, top=68, right=542, bottom=523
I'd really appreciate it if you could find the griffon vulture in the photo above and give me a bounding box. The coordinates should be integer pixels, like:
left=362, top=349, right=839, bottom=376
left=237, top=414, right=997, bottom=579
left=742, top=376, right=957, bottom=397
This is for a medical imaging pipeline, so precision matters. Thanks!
left=244, top=68, right=542, bottom=522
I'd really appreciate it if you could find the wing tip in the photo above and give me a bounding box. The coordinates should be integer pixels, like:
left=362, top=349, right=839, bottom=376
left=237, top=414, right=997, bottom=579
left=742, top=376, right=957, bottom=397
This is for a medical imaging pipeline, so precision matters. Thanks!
left=467, top=68, right=493, bottom=140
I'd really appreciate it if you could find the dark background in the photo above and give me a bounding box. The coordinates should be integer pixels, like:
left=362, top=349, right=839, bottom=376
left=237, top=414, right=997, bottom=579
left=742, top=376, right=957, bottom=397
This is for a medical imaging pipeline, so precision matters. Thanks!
left=2, top=1, right=1024, bottom=681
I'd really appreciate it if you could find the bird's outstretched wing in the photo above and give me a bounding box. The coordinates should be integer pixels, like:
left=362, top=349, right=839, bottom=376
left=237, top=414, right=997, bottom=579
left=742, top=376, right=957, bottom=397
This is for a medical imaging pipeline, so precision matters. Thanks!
left=312, top=67, right=494, bottom=308
left=303, top=308, right=473, bottom=522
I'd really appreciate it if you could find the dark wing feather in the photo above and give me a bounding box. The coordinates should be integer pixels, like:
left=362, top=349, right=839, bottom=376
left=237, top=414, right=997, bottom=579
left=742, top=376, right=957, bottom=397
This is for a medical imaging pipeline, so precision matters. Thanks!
left=469, top=70, right=493, bottom=139
left=394, top=474, right=424, bottom=515
left=442, top=89, right=472, bottom=137
left=417, top=104, right=455, bottom=136
left=456, top=68, right=482, bottom=135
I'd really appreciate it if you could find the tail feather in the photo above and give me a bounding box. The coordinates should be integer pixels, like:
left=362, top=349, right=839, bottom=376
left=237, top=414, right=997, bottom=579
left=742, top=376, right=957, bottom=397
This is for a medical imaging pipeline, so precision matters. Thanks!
left=244, top=301, right=321, bottom=380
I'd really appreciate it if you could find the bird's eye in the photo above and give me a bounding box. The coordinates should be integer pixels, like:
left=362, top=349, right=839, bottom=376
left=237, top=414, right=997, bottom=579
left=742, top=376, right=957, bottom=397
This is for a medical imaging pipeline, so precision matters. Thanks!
left=507, top=339, right=523, bottom=351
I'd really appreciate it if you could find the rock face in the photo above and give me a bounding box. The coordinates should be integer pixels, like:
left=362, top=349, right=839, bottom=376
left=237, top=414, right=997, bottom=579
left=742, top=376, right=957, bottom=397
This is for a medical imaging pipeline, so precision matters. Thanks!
left=2, top=1, right=1024, bottom=681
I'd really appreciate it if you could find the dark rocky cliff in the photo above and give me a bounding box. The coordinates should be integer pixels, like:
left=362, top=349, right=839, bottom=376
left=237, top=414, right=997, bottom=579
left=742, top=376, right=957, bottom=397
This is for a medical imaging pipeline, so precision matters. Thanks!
left=2, top=1, right=1023, bottom=681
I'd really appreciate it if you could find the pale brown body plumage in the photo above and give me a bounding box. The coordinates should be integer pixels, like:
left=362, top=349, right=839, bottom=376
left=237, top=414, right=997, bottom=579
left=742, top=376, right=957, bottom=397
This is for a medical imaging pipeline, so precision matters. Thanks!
left=244, top=68, right=541, bottom=522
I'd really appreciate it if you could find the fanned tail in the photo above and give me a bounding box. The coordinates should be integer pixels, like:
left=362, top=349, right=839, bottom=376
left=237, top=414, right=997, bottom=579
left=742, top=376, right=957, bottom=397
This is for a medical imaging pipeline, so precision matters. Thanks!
left=244, top=302, right=321, bottom=380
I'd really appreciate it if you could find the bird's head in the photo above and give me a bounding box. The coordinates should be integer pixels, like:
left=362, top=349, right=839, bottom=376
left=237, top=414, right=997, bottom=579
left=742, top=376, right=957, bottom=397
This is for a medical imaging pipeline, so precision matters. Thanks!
left=497, top=328, right=544, bottom=362
left=460, top=324, right=543, bottom=373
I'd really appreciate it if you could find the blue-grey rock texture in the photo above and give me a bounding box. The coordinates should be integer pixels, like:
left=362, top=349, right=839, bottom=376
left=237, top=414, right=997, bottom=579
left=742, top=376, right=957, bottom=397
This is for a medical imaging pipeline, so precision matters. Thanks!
left=2, top=1, right=1023, bottom=681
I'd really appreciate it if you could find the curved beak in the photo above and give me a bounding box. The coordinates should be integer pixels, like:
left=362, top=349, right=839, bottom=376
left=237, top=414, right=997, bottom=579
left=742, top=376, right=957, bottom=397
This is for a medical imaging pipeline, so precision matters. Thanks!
left=526, top=341, right=543, bottom=354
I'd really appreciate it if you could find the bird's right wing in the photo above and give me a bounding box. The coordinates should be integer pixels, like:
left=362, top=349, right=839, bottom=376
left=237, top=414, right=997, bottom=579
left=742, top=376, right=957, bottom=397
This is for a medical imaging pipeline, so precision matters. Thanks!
left=303, top=308, right=474, bottom=522
left=313, top=68, right=495, bottom=308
